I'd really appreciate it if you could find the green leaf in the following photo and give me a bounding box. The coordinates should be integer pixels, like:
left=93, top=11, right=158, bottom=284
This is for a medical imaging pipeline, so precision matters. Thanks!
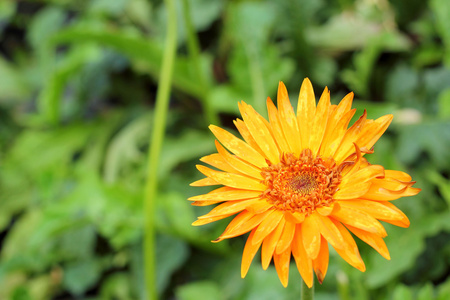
left=437, top=88, right=450, bottom=120
left=159, top=130, right=215, bottom=179
left=175, top=281, right=223, bottom=300
left=27, top=6, right=65, bottom=51
left=103, top=113, right=152, bottom=183
left=62, top=258, right=102, bottom=295
left=49, top=27, right=205, bottom=98
left=417, top=283, right=435, bottom=300
left=430, top=0, right=450, bottom=66
left=437, top=279, right=450, bottom=300
left=392, top=284, right=413, bottom=300
left=0, top=56, right=30, bottom=104
left=156, top=234, right=189, bottom=294
left=396, top=121, right=450, bottom=169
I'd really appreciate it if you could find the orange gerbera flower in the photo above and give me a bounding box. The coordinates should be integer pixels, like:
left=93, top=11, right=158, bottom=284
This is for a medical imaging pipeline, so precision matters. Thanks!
left=189, top=79, right=420, bottom=287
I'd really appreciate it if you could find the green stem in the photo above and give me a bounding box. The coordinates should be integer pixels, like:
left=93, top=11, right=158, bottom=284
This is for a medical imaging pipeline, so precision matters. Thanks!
left=181, top=0, right=219, bottom=126
left=144, top=0, right=177, bottom=299
left=301, top=280, right=314, bottom=300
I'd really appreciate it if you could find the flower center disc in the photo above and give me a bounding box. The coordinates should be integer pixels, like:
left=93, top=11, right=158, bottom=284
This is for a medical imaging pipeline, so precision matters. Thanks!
left=261, top=149, right=341, bottom=215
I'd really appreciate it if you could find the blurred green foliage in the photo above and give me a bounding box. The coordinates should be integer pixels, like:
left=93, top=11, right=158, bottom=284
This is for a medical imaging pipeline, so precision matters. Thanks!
left=0, top=0, right=449, bottom=299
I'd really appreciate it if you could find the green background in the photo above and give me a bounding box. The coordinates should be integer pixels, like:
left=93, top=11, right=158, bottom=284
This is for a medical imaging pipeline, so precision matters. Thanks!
left=0, top=0, right=449, bottom=299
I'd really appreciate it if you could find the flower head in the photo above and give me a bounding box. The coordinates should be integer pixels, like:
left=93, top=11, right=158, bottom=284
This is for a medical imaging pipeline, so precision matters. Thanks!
left=190, top=79, right=420, bottom=287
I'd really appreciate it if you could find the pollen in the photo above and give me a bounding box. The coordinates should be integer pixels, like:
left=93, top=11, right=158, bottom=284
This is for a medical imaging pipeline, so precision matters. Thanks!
left=261, top=149, right=342, bottom=215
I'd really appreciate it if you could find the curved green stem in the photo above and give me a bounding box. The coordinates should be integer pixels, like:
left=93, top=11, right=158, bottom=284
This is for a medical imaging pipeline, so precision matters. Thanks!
left=144, top=0, right=177, bottom=299
left=301, top=280, right=314, bottom=300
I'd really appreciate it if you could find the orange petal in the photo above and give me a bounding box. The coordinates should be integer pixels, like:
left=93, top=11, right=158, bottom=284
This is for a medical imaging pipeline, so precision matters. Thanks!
left=319, top=92, right=354, bottom=158
left=273, top=246, right=291, bottom=287
left=239, top=102, right=280, bottom=164
left=362, top=185, right=421, bottom=201
left=355, top=114, right=393, bottom=151
left=313, top=236, right=329, bottom=284
left=241, top=229, right=263, bottom=278
left=333, top=181, right=371, bottom=199
left=292, top=224, right=314, bottom=288
left=297, top=78, right=316, bottom=149
left=310, top=213, right=345, bottom=250
left=196, top=165, right=265, bottom=191
left=384, top=170, right=412, bottom=182
left=309, top=87, right=330, bottom=156
left=200, top=153, right=237, bottom=173
left=214, top=140, right=263, bottom=179
left=275, top=219, right=296, bottom=254
left=333, top=110, right=368, bottom=163
left=252, top=210, right=284, bottom=245
left=339, top=200, right=409, bottom=227
left=341, top=164, right=385, bottom=186
left=246, top=200, right=273, bottom=214
left=191, top=200, right=223, bottom=206
left=188, top=187, right=262, bottom=201
left=209, top=125, right=267, bottom=168
left=277, top=82, right=302, bottom=155
left=331, top=220, right=366, bottom=272
left=301, top=215, right=321, bottom=260
left=261, top=218, right=285, bottom=269
left=284, top=211, right=306, bottom=223
left=345, top=224, right=390, bottom=260
left=267, top=97, right=290, bottom=153
left=331, top=205, right=387, bottom=237
left=197, top=199, right=261, bottom=219
left=233, top=118, right=266, bottom=157
left=316, top=203, right=339, bottom=216
left=214, top=210, right=272, bottom=242
left=190, top=177, right=220, bottom=186
left=192, top=213, right=234, bottom=226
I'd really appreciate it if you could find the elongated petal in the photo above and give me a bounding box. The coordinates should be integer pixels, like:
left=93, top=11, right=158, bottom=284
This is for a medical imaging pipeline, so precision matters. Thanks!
left=346, top=224, right=390, bottom=260
left=331, top=220, right=366, bottom=272
left=192, top=213, right=234, bottom=226
left=339, top=200, right=409, bottom=226
left=355, top=114, right=393, bottom=151
left=196, top=165, right=265, bottom=191
left=209, top=125, right=267, bottom=167
left=261, top=218, right=285, bottom=269
left=267, top=97, right=290, bottom=153
left=214, top=210, right=273, bottom=242
left=277, top=82, right=302, bottom=155
left=333, top=110, right=368, bottom=163
left=239, top=102, right=280, bottom=164
left=275, top=220, right=296, bottom=254
left=215, top=140, right=262, bottom=179
left=200, top=153, right=237, bottom=173
left=297, top=78, right=316, bottom=149
left=319, top=92, right=354, bottom=157
left=333, top=181, right=372, bottom=199
left=190, top=177, right=220, bottom=186
left=188, top=187, right=262, bottom=202
left=309, top=87, right=330, bottom=156
left=252, top=210, right=284, bottom=245
left=302, top=215, right=321, bottom=260
left=274, top=246, right=291, bottom=287
left=362, top=185, right=421, bottom=201
left=331, top=205, right=387, bottom=237
left=292, top=224, right=314, bottom=288
left=241, top=229, right=263, bottom=278
left=310, top=213, right=345, bottom=250
left=313, top=236, right=329, bottom=284
left=198, top=199, right=261, bottom=219
left=233, top=118, right=266, bottom=157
